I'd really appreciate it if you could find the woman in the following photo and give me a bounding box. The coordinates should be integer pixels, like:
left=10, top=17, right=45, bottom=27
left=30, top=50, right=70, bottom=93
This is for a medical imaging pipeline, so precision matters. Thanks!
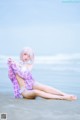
left=8, top=47, right=77, bottom=100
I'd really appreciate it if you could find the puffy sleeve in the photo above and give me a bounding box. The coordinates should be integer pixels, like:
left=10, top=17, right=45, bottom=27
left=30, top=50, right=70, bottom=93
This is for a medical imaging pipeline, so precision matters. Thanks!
left=7, top=58, right=16, bottom=82
left=7, top=58, right=21, bottom=98
left=7, top=58, right=29, bottom=80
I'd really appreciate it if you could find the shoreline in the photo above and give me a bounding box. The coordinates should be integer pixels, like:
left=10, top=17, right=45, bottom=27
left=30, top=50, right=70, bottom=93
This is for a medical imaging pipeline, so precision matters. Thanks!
left=0, top=92, right=80, bottom=120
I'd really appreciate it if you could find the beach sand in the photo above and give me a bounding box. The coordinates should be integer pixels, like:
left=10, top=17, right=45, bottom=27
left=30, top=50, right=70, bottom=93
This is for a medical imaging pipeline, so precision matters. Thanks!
left=0, top=92, right=80, bottom=120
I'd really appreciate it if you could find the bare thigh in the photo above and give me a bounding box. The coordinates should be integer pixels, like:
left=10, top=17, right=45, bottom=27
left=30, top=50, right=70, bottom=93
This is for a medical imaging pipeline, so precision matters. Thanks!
left=33, top=82, right=54, bottom=92
left=33, top=82, right=65, bottom=95
left=21, top=90, right=36, bottom=99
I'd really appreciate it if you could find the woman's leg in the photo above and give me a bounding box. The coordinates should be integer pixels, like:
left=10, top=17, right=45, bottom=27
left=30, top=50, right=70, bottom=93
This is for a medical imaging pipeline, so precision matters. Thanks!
left=15, top=75, right=77, bottom=100
left=21, top=89, right=76, bottom=100
left=33, top=82, right=67, bottom=95
left=33, top=82, right=77, bottom=98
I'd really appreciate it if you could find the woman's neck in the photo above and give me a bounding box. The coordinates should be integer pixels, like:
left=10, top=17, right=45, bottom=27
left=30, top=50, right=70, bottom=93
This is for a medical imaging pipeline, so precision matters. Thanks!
left=22, top=60, right=33, bottom=65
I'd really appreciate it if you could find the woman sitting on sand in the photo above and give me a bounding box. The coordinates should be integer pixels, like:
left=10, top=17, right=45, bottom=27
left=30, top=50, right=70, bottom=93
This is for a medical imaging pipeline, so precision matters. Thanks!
left=7, top=47, right=77, bottom=100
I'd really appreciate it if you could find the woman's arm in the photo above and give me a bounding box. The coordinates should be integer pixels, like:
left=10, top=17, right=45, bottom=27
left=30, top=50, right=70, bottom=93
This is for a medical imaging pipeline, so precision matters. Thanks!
left=7, top=58, right=21, bottom=98
left=8, top=58, right=29, bottom=80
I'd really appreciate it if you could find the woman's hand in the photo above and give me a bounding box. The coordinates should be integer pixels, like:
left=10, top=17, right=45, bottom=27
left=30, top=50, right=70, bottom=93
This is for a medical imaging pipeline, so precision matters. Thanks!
left=8, top=58, right=17, bottom=65
left=8, top=58, right=13, bottom=63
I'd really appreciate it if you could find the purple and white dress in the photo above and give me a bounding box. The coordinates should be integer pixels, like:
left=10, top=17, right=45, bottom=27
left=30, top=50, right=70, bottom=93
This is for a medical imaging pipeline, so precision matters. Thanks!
left=8, top=59, right=35, bottom=98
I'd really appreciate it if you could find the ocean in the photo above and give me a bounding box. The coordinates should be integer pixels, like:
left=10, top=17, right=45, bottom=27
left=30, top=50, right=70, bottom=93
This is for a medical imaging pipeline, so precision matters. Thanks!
left=0, top=54, right=80, bottom=101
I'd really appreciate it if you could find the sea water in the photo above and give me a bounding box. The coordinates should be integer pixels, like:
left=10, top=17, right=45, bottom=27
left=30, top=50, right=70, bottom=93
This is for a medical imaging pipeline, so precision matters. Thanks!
left=0, top=55, right=80, bottom=101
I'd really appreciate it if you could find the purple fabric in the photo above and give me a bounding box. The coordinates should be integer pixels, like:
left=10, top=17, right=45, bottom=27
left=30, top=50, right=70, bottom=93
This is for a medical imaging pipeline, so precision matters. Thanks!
left=7, top=59, right=35, bottom=98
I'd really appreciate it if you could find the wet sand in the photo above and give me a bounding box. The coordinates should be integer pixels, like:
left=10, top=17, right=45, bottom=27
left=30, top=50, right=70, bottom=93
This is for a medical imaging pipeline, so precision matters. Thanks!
left=0, top=92, right=80, bottom=120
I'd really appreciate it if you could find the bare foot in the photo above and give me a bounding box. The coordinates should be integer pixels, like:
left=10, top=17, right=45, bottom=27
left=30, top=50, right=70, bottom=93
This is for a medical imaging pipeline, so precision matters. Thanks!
left=62, top=93, right=77, bottom=100
left=64, top=95, right=77, bottom=101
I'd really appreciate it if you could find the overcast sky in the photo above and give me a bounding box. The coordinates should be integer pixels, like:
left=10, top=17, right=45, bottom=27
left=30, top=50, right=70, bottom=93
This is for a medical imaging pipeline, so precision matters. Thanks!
left=0, top=0, right=80, bottom=56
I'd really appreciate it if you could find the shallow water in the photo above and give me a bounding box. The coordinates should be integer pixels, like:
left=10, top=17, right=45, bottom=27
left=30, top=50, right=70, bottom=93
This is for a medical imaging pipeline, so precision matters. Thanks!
left=0, top=64, right=80, bottom=101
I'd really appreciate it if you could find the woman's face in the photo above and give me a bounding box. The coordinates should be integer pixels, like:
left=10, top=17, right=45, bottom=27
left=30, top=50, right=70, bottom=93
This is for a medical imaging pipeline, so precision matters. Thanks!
left=22, top=52, right=30, bottom=62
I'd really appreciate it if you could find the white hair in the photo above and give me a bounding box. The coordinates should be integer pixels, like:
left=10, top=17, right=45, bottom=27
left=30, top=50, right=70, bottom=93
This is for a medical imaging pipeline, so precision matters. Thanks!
left=20, top=47, right=34, bottom=62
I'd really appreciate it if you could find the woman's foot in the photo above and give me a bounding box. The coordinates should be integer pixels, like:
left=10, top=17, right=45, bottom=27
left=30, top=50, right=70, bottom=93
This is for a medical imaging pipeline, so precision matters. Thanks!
left=63, top=95, right=77, bottom=101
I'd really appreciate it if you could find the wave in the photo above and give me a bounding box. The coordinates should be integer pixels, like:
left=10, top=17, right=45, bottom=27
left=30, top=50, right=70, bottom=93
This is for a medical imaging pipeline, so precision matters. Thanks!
left=0, top=53, right=80, bottom=72
left=0, top=53, right=80, bottom=63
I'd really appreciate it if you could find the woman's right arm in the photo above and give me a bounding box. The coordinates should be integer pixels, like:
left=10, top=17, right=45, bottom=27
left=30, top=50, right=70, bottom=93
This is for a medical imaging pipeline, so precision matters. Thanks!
left=7, top=58, right=28, bottom=79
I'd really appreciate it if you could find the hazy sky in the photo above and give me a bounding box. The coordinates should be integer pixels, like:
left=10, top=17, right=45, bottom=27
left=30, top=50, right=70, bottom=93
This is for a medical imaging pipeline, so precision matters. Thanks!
left=0, top=0, right=80, bottom=56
